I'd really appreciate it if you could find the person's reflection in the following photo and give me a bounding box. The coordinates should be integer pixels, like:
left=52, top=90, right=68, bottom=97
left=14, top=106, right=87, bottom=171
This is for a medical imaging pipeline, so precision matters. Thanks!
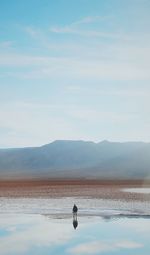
left=73, top=217, right=78, bottom=229
left=72, top=204, right=78, bottom=229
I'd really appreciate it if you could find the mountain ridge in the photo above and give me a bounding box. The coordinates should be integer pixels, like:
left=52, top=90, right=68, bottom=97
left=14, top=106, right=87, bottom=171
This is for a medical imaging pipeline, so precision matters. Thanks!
left=0, top=140, right=150, bottom=180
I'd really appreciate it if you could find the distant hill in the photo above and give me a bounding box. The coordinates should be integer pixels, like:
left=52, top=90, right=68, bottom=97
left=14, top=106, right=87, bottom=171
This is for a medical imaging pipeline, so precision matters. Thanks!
left=0, top=140, right=150, bottom=180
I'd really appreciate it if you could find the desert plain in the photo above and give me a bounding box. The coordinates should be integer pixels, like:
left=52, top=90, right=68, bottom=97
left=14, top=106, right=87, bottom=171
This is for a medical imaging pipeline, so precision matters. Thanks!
left=0, top=179, right=150, bottom=202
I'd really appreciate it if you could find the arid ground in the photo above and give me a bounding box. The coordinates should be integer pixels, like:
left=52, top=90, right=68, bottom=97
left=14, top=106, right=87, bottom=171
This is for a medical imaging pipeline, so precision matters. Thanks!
left=0, top=179, right=150, bottom=201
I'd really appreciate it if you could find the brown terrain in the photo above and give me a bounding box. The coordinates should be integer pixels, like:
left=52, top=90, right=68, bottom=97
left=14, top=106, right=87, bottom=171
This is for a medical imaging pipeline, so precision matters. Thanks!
left=0, top=179, right=150, bottom=201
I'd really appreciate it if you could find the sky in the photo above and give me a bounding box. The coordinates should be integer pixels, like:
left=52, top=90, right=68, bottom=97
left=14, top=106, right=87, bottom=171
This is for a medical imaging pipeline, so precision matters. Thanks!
left=0, top=0, right=150, bottom=148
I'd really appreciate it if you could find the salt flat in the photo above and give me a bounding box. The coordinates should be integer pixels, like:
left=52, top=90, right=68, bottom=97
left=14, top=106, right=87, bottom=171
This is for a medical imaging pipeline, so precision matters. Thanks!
left=0, top=181, right=150, bottom=255
left=0, top=196, right=150, bottom=216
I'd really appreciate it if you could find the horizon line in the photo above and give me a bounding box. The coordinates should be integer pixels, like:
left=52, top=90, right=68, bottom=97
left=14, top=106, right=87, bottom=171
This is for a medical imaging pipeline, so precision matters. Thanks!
left=0, top=139, right=149, bottom=150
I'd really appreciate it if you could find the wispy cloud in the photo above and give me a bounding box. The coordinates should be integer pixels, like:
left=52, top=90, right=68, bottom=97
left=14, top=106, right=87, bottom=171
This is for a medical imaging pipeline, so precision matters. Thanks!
left=49, top=16, right=124, bottom=39
left=0, top=41, right=14, bottom=48
left=2, top=17, right=150, bottom=82
left=66, top=85, right=150, bottom=98
left=6, top=17, right=147, bottom=82
left=0, top=101, right=85, bottom=147
left=116, top=240, right=143, bottom=249
left=25, top=26, right=41, bottom=38
left=1, top=47, right=150, bottom=81
left=0, top=1, right=150, bottom=146
left=67, top=108, right=137, bottom=124
left=50, top=26, right=122, bottom=39
left=68, top=240, right=143, bottom=254
left=69, top=16, right=111, bottom=26
left=0, top=214, right=72, bottom=254
left=68, top=241, right=115, bottom=254
left=0, top=52, right=52, bottom=67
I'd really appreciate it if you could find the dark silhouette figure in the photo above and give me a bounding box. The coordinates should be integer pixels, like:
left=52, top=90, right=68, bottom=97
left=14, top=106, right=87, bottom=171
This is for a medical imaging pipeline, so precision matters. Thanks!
left=73, top=204, right=78, bottom=213
left=73, top=218, right=78, bottom=229
left=72, top=204, right=78, bottom=229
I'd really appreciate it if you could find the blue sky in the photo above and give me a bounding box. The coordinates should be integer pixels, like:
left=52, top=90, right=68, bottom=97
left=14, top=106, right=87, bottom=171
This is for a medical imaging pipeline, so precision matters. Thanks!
left=0, top=0, right=150, bottom=147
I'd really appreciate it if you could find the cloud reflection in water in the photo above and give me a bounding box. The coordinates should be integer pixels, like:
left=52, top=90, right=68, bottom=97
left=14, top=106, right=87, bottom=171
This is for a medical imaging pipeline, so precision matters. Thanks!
left=0, top=214, right=149, bottom=255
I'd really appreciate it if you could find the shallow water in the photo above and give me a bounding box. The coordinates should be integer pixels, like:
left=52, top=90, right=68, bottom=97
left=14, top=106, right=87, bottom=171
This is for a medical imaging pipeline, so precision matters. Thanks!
left=0, top=213, right=150, bottom=255
left=0, top=197, right=150, bottom=215
left=0, top=197, right=150, bottom=255
left=123, top=187, right=150, bottom=194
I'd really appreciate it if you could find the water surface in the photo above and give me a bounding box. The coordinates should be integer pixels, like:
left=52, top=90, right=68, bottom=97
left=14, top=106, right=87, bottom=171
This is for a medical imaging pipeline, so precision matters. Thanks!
left=0, top=213, right=150, bottom=255
left=0, top=197, right=150, bottom=255
left=122, top=187, right=150, bottom=194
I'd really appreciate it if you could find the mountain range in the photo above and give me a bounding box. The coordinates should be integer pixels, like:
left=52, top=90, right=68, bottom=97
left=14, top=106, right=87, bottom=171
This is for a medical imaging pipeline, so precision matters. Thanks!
left=0, top=140, right=150, bottom=180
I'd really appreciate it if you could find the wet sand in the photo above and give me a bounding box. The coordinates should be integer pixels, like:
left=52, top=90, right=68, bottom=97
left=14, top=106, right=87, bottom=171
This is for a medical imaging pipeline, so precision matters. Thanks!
left=0, top=179, right=150, bottom=201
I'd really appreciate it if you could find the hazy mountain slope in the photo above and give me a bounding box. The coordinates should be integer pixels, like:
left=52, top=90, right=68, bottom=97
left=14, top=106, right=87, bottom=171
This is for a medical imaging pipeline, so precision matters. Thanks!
left=0, top=140, right=149, bottom=179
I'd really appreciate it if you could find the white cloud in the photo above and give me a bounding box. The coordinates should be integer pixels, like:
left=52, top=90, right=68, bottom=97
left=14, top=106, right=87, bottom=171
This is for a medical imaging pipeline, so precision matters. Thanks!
left=116, top=240, right=143, bottom=249
left=1, top=12, right=150, bottom=146
left=0, top=41, right=14, bottom=48
left=0, top=101, right=86, bottom=147
left=66, top=85, right=150, bottom=98
left=0, top=214, right=73, bottom=254
left=1, top=17, right=150, bottom=82
left=49, top=15, right=126, bottom=40
left=0, top=53, right=51, bottom=67
left=67, top=108, right=136, bottom=124
left=68, top=16, right=111, bottom=26
left=50, top=26, right=122, bottom=39
left=0, top=96, right=150, bottom=148
left=119, top=219, right=150, bottom=234
left=68, top=241, right=114, bottom=254
left=68, top=239, right=143, bottom=254
left=25, top=26, right=41, bottom=38
left=1, top=36, right=150, bottom=81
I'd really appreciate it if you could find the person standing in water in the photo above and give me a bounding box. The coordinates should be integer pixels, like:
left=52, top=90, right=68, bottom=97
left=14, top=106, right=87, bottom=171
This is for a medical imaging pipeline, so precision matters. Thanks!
left=73, top=204, right=78, bottom=214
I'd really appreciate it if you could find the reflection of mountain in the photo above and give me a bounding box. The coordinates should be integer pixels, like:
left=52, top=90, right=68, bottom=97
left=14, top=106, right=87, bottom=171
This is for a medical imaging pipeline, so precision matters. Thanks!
left=0, top=140, right=150, bottom=179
